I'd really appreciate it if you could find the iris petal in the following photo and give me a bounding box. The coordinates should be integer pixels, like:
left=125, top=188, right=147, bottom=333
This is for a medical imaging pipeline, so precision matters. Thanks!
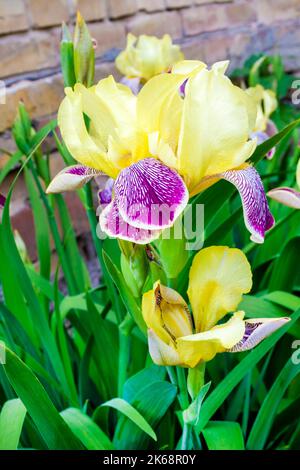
left=267, top=187, right=300, bottom=209
left=229, top=317, right=290, bottom=352
left=187, top=246, right=252, bottom=332
left=46, top=165, right=101, bottom=193
left=114, top=158, right=189, bottom=230
left=99, top=200, right=161, bottom=244
left=148, top=329, right=181, bottom=366
left=177, top=312, right=246, bottom=368
left=0, top=193, right=6, bottom=208
left=221, top=165, right=275, bottom=243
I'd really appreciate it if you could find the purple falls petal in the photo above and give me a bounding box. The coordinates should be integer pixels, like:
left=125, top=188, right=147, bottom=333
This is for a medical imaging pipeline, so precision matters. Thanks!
left=221, top=166, right=275, bottom=244
left=99, top=199, right=161, bottom=244
left=98, top=177, right=114, bottom=205
left=46, top=165, right=101, bottom=194
left=0, top=193, right=6, bottom=209
left=114, top=158, right=189, bottom=230
left=229, top=317, right=290, bottom=352
left=267, top=187, right=300, bottom=209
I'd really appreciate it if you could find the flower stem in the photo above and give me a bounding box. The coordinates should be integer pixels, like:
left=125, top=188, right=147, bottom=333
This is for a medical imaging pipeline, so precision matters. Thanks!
left=181, top=422, right=192, bottom=450
left=177, top=367, right=189, bottom=410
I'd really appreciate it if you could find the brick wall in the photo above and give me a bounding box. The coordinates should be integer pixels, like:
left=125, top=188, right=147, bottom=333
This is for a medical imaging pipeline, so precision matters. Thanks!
left=1, top=0, right=300, bottom=258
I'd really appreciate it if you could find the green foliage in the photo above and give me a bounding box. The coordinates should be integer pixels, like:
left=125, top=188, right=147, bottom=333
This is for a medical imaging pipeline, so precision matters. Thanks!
left=0, top=50, right=300, bottom=451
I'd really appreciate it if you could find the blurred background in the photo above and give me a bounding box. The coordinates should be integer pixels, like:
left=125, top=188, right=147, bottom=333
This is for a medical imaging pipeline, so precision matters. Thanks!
left=0, top=0, right=300, bottom=263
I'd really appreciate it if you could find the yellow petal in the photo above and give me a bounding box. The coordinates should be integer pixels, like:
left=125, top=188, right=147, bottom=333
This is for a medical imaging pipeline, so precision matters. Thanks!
left=177, top=312, right=245, bottom=368
left=148, top=329, right=181, bottom=366
left=171, top=60, right=206, bottom=76
left=188, top=246, right=252, bottom=332
left=137, top=73, right=184, bottom=167
left=58, top=87, right=115, bottom=175
left=246, top=85, right=277, bottom=132
left=142, top=281, right=193, bottom=344
left=177, top=65, right=257, bottom=189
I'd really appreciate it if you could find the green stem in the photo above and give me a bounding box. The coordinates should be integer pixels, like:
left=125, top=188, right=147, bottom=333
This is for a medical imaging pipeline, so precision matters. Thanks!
left=118, top=314, right=134, bottom=396
left=181, top=422, right=192, bottom=451
left=177, top=367, right=189, bottom=410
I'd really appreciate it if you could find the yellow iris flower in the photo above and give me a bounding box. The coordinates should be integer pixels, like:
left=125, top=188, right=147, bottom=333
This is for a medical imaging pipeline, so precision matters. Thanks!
left=142, top=246, right=289, bottom=368
left=56, top=60, right=258, bottom=193
left=49, top=60, right=274, bottom=245
left=137, top=60, right=258, bottom=194
left=246, top=84, right=277, bottom=133
left=115, top=33, right=184, bottom=82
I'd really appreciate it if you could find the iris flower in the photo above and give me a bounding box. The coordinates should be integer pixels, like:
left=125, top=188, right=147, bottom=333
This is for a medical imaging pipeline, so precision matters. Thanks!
left=47, top=60, right=274, bottom=244
left=247, top=84, right=278, bottom=159
left=115, top=33, right=184, bottom=93
left=142, top=246, right=289, bottom=367
left=0, top=193, right=5, bottom=209
left=268, top=158, right=300, bottom=209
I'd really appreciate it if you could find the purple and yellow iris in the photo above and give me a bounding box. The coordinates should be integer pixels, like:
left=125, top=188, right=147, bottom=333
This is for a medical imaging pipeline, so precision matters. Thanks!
left=47, top=60, right=275, bottom=245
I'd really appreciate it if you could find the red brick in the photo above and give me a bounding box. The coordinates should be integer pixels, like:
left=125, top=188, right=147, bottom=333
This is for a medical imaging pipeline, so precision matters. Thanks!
left=137, top=0, right=165, bottom=12
left=88, top=21, right=126, bottom=57
left=108, top=0, right=138, bottom=19
left=28, top=0, right=70, bottom=28
left=76, top=0, right=106, bottom=22
left=182, top=3, right=256, bottom=36
left=255, top=0, right=300, bottom=25
left=127, top=11, right=182, bottom=39
left=165, top=0, right=192, bottom=9
left=0, top=0, right=29, bottom=35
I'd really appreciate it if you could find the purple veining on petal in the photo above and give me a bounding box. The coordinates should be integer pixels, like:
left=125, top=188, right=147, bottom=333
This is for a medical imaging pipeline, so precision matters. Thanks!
left=0, top=193, right=6, bottom=209
left=221, top=166, right=275, bottom=244
left=267, top=187, right=300, bottom=209
left=114, top=158, right=189, bottom=230
left=98, top=178, right=114, bottom=205
left=66, top=165, right=96, bottom=176
left=99, top=200, right=161, bottom=244
left=229, top=317, right=290, bottom=352
left=47, top=165, right=101, bottom=193
left=179, top=79, right=188, bottom=98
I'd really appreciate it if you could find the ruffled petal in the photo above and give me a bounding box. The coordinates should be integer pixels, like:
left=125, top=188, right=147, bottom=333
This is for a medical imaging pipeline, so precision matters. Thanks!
left=188, top=246, right=252, bottom=332
left=177, top=64, right=257, bottom=189
left=229, top=317, right=290, bottom=352
left=221, top=165, right=275, bottom=243
left=114, top=158, right=189, bottom=230
left=177, top=312, right=246, bottom=368
left=46, top=165, right=100, bottom=193
left=267, top=187, right=300, bottom=209
left=99, top=199, right=161, bottom=244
